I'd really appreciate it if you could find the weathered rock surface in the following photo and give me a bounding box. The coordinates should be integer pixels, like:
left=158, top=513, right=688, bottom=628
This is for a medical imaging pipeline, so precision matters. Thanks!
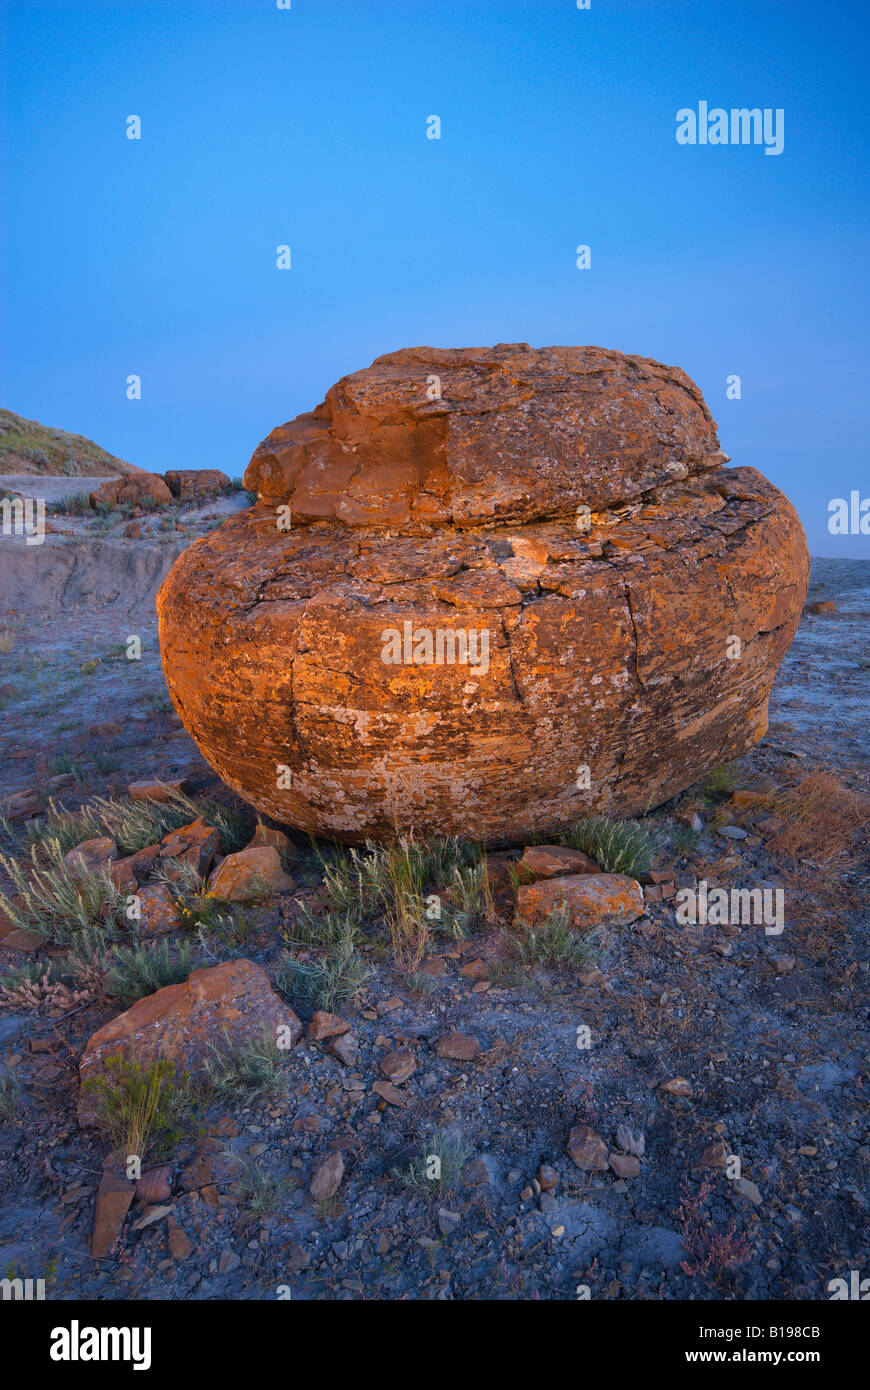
left=109, top=843, right=161, bottom=891
left=157, top=817, right=220, bottom=879
left=205, top=845, right=294, bottom=902
left=128, top=777, right=189, bottom=802
left=2, top=788, right=46, bottom=822
left=63, top=836, right=118, bottom=876
left=157, top=345, right=809, bottom=844
left=91, top=1170, right=136, bottom=1258
left=609, top=1152, right=641, bottom=1179
left=566, top=1123, right=610, bottom=1171
left=135, top=882, right=182, bottom=935
left=435, top=1031, right=482, bottom=1060
left=309, top=1150, right=344, bottom=1200
left=90, top=472, right=172, bottom=508
left=517, top=844, right=601, bottom=880
left=307, top=1010, right=351, bottom=1042
left=164, top=468, right=230, bottom=501
left=135, top=1164, right=174, bottom=1204
left=247, top=823, right=294, bottom=857
left=517, top=872, right=645, bottom=929
left=379, top=1047, right=416, bottom=1084
left=78, top=960, right=301, bottom=1121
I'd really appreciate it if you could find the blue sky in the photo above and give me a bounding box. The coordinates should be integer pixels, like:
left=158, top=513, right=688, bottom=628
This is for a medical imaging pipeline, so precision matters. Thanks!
left=1, top=0, right=868, bottom=555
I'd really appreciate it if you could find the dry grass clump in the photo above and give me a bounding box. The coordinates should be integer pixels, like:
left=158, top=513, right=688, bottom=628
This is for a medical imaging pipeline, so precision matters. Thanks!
left=769, top=770, right=868, bottom=866
left=0, top=962, right=95, bottom=1011
left=677, top=1178, right=752, bottom=1278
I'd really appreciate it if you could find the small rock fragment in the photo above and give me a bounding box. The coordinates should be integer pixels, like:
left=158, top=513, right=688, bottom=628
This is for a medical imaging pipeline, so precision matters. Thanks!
left=128, top=778, right=189, bottom=802
left=64, top=837, right=118, bottom=876
left=608, top=1153, right=641, bottom=1179
left=326, top=1032, right=359, bottom=1067
left=377, top=997, right=402, bottom=1015
left=718, top=825, right=748, bottom=840
left=733, top=1177, right=762, bottom=1205
left=659, top=1077, right=693, bottom=1098
left=616, top=1124, right=645, bottom=1158
left=310, top=1150, right=344, bottom=1200
left=459, top=958, right=488, bottom=979
left=167, top=1215, right=193, bottom=1260
left=136, top=1164, right=173, bottom=1204
left=247, top=824, right=294, bottom=857
left=91, top=1171, right=135, bottom=1258
left=435, top=1031, right=482, bottom=1061
left=461, top=1157, right=491, bottom=1187
left=371, top=1080, right=407, bottom=1107
left=533, top=1163, right=556, bottom=1192
left=307, top=1011, right=351, bottom=1042
left=517, top=873, right=644, bottom=930
left=437, top=1207, right=461, bottom=1236
left=517, top=845, right=601, bottom=880
left=380, top=1047, right=416, bottom=1084
left=136, top=882, right=182, bottom=936
left=566, top=1124, right=609, bottom=1171
left=770, top=954, right=796, bottom=975
left=158, top=817, right=221, bottom=878
left=206, top=846, right=294, bottom=902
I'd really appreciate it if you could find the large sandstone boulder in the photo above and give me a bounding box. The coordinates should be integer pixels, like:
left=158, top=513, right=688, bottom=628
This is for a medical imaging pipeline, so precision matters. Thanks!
left=157, top=345, right=809, bottom=844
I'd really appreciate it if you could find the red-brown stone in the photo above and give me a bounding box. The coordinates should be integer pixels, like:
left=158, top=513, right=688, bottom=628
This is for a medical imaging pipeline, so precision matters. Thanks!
left=157, top=345, right=809, bottom=844
left=78, top=960, right=302, bottom=1122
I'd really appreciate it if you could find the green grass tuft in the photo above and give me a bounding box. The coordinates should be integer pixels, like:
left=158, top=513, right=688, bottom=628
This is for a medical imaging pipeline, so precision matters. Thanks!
left=0, top=839, right=125, bottom=947
left=561, top=814, right=656, bottom=877
left=276, top=919, right=370, bottom=1011
left=232, top=1156, right=289, bottom=1215
left=81, top=1056, right=195, bottom=1162
left=396, top=1129, right=472, bottom=1195
left=512, top=904, right=600, bottom=971
left=104, top=939, right=193, bottom=1005
left=205, top=1028, right=289, bottom=1101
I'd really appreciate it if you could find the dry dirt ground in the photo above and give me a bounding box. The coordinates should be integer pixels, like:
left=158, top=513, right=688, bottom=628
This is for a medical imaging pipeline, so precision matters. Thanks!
left=0, top=493, right=867, bottom=1303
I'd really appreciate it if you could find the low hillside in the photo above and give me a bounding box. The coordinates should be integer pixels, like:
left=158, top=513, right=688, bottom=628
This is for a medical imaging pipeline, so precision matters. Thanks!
left=0, top=408, right=141, bottom=477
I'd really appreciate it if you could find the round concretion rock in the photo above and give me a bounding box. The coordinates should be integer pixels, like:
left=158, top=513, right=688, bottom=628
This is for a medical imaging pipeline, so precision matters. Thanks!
left=157, top=344, right=809, bottom=844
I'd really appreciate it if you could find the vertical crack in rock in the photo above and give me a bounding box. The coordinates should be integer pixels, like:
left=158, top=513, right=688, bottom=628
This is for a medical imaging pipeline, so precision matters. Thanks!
left=501, top=613, right=524, bottom=708
left=620, top=574, right=644, bottom=696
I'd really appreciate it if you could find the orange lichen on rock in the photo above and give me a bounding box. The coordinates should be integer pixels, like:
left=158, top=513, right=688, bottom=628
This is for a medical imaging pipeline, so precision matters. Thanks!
left=516, top=872, right=645, bottom=930
left=157, top=345, right=809, bottom=844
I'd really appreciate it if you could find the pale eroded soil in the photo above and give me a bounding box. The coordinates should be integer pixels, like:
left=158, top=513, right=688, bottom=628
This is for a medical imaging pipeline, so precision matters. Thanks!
left=0, top=513, right=866, bottom=1302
